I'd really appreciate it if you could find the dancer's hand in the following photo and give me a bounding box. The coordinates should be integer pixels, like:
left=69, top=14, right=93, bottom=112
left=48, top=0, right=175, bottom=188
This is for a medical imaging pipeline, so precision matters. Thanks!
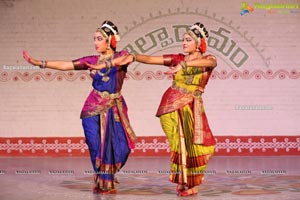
left=22, top=50, right=41, bottom=66
left=114, top=54, right=134, bottom=66
left=85, top=62, right=106, bottom=70
left=164, top=63, right=182, bottom=75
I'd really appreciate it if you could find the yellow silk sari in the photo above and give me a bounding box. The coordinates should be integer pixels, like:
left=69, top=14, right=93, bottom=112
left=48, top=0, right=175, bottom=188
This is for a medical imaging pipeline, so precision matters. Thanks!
left=157, top=55, right=216, bottom=187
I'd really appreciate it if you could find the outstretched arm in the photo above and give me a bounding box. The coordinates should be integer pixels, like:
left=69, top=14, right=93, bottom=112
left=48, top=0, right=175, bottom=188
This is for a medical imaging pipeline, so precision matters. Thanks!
left=84, top=53, right=216, bottom=71
left=135, top=54, right=216, bottom=68
left=85, top=53, right=134, bottom=70
left=86, top=53, right=166, bottom=70
left=135, top=54, right=164, bottom=65
left=165, top=55, right=217, bottom=75
left=186, top=55, right=217, bottom=68
left=23, top=51, right=74, bottom=71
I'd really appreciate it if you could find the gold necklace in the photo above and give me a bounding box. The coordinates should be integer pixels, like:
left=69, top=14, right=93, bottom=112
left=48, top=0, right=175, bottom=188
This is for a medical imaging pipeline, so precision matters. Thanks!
left=96, top=53, right=113, bottom=82
left=185, top=52, right=202, bottom=62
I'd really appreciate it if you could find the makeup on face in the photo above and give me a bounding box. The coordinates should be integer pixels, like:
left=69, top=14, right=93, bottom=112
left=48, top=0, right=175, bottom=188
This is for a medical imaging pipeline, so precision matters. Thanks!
left=94, top=32, right=108, bottom=53
left=182, top=34, right=197, bottom=53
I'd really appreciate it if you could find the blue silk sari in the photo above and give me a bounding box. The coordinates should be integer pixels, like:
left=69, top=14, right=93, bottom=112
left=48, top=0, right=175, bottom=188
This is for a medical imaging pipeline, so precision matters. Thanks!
left=73, top=50, right=136, bottom=191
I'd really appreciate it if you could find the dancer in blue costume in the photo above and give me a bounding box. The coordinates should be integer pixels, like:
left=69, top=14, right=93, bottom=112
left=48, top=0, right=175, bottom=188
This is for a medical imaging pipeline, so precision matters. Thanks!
left=23, top=20, right=136, bottom=194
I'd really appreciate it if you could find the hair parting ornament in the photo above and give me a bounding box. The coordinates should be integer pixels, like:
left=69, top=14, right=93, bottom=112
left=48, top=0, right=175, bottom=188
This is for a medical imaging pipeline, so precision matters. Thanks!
left=188, top=22, right=209, bottom=54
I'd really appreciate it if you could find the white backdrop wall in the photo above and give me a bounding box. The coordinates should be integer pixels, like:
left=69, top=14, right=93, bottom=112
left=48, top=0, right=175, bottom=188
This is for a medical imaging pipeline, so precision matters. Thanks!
left=1, top=0, right=300, bottom=138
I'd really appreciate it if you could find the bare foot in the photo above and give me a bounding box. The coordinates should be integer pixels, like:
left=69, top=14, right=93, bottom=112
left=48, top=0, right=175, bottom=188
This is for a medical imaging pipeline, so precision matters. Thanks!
left=176, top=184, right=186, bottom=193
left=178, top=186, right=198, bottom=196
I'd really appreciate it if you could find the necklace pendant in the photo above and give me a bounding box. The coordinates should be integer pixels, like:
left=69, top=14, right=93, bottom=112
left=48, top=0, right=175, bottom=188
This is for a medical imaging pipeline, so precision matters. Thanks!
left=102, top=76, right=110, bottom=82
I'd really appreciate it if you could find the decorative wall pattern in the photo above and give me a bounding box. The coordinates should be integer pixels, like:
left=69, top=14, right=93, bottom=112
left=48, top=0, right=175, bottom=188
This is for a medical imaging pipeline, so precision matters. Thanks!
left=1, top=69, right=299, bottom=82
left=1, top=136, right=299, bottom=156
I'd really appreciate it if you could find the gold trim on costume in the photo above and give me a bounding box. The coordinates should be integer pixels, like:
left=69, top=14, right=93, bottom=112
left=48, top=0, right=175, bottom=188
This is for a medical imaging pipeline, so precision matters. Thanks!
left=193, top=98, right=204, bottom=144
left=94, top=89, right=136, bottom=143
left=178, top=110, right=188, bottom=185
left=171, top=81, right=204, bottom=98
left=115, top=100, right=137, bottom=142
left=99, top=111, right=107, bottom=166
left=94, top=90, right=121, bottom=99
left=99, top=178, right=115, bottom=190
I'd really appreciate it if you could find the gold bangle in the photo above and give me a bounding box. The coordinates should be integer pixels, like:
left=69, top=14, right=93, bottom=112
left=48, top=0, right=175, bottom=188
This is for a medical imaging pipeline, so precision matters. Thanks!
left=131, top=53, right=136, bottom=62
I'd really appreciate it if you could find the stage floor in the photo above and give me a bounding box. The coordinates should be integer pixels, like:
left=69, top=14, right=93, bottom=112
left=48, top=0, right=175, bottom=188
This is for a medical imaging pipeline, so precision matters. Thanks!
left=0, top=156, right=299, bottom=200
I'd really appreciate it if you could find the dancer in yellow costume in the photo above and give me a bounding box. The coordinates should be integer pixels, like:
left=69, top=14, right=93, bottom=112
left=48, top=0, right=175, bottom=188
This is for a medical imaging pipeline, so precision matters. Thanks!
left=135, top=22, right=217, bottom=196
left=89, top=22, right=217, bottom=196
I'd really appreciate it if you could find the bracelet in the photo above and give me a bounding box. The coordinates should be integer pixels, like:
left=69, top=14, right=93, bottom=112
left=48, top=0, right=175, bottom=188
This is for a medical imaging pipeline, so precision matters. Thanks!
left=40, top=60, right=47, bottom=69
left=131, top=53, right=136, bottom=62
